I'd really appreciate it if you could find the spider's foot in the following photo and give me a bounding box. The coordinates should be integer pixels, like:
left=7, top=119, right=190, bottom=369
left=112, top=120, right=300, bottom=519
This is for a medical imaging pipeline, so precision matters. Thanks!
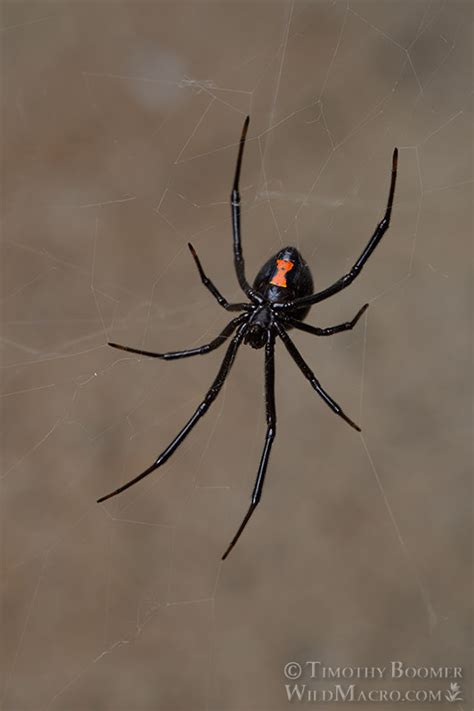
left=108, top=342, right=165, bottom=359
left=108, top=342, right=133, bottom=353
left=353, top=303, right=369, bottom=325
left=392, top=147, right=398, bottom=168
left=221, top=544, right=232, bottom=561
left=347, top=417, right=361, bottom=432
left=337, top=408, right=361, bottom=432
left=222, top=535, right=239, bottom=560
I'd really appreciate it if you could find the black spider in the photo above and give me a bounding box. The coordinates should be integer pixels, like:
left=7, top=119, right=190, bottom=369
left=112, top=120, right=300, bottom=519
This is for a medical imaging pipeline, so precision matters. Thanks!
left=98, top=116, right=398, bottom=560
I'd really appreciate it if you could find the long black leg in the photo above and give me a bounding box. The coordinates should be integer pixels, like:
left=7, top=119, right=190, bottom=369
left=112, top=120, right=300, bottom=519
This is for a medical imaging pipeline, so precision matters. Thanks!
left=231, top=116, right=262, bottom=304
left=188, top=243, right=250, bottom=312
left=276, top=148, right=398, bottom=312
left=97, top=322, right=248, bottom=503
left=275, top=323, right=360, bottom=432
left=282, top=303, right=368, bottom=336
left=108, top=313, right=248, bottom=360
left=222, top=330, right=276, bottom=560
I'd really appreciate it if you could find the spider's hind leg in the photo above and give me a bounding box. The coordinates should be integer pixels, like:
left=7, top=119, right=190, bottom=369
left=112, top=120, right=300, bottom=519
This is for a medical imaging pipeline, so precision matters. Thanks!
left=188, top=243, right=249, bottom=312
left=229, top=117, right=262, bottom=304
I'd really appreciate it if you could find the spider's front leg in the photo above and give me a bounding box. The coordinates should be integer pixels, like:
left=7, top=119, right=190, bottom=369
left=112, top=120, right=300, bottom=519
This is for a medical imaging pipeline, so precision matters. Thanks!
left=275, top=322, right=360, bottom=432
left=98, top=322, right=248, bottom=503
left=222, top=329, right=276, bottom=559
left=108, top=313, right=247, bottom=360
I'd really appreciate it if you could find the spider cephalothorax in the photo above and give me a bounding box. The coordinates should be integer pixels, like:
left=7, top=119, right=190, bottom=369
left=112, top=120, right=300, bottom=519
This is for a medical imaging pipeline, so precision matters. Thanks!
left=99, top=116, right=398, bottom=560
left=244, top=311, right=272, bottom=349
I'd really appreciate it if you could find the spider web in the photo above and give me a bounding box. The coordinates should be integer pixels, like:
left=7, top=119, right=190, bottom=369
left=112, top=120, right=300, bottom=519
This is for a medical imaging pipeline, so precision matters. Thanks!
left=1, top=1, right=472, bottom=709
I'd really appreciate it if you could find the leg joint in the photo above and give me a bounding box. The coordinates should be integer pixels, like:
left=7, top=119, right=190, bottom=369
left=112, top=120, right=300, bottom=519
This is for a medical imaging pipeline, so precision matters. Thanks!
left=231, top=189, right=240, bottom=207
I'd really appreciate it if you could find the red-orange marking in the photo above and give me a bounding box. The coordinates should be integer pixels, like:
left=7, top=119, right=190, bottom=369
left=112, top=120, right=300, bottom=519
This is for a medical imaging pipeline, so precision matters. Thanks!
left=270, top=259, right=294, bottom=288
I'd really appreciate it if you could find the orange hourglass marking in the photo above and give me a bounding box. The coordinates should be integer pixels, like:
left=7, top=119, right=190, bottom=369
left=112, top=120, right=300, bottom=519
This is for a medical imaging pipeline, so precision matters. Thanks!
left=270, top=259, right=294, bottom=288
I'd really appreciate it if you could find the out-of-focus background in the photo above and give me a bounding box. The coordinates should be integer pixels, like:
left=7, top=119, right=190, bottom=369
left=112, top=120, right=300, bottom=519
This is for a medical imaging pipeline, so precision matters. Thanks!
left=1, top=1, right=471, bottom=709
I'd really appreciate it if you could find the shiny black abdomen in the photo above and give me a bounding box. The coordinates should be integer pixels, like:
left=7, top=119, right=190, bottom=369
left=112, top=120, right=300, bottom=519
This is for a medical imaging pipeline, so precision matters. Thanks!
left=253, top=246, right=314, bottom=322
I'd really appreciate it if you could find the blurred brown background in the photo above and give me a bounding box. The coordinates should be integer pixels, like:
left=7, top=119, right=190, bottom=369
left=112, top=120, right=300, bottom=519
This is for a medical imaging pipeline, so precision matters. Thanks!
left=1, top=1, right=472, bottom=709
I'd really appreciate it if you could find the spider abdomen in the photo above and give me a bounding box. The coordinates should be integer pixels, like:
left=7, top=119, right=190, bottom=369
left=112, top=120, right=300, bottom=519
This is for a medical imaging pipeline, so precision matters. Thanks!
left=253, top=246, right=314, bottom=320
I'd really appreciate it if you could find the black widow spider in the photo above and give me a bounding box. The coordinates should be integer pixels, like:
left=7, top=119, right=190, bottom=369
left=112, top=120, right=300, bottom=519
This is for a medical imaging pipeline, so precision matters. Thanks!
left=98, top=116, right=398, bottom=560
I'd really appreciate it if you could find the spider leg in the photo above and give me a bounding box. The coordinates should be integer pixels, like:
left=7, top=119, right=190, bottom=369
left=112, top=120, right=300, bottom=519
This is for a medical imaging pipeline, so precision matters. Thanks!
left=222, top=329, right=276, bottom=560
left=276, top=148, right=398, bottom=312
left=108, top=314, right=248, bottom=360
left=275, top=322, right=360, bottom=432
left=230, top=117, right=262, bottom=304
left=281, top=303, right=368, bottom=336
left=187, top=243, right=250, bottom=312
left=97, top=322, right=248, bottom=503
